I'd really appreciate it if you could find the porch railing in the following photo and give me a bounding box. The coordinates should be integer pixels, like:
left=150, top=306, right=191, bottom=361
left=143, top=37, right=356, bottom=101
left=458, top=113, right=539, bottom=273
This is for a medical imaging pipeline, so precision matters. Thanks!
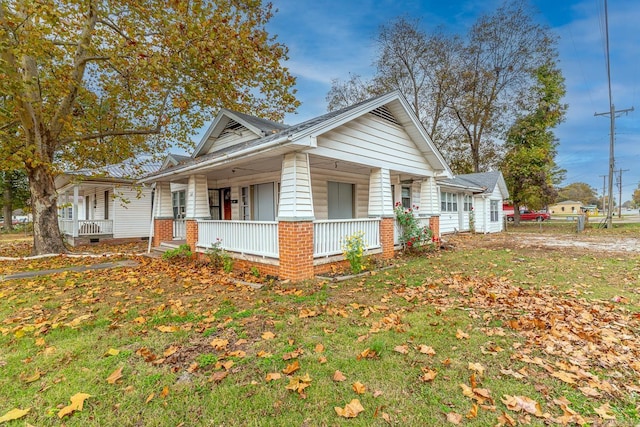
left=197, top=220, right=279, bottom=258
left=173, top=219, right=186, bottom=239
left=313, top=218, right=381, bottom=258
left=59, top=219, right=113, bottom=236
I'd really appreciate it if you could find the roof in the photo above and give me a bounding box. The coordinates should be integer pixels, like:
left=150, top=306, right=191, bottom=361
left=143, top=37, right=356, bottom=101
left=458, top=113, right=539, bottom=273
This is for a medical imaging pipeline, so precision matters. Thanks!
left=56, top=158, right=162, bottom=189
left=439, top=171, right=509, bottom=198
left=551, top=200, right=583, bottom=205
left=141, top=91, right=452, bottom=183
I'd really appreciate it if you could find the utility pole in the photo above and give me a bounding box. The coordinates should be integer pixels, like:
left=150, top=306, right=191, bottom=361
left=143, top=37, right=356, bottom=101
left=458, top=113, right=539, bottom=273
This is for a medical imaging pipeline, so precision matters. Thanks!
left=599, top=174, right=607, bottom=214
left=594, top=0, right=633, bottom=228
left=615, top=169, right=629, bottom=218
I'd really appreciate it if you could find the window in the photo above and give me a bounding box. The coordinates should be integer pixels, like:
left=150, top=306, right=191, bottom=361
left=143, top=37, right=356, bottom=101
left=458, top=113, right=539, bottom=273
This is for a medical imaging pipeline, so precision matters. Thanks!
left=241, top=187, right=250, bottom=220
left=172, top=190, right=186, bottom=219
left=328, top=181, right=354, bottom=219
left=463, top=195, right=473, bottom=212
left=209, top=189, right=221, bottom=220
left=240, top=183, right=277, bottom=221
left=440, top=192, right=458, bottom=212
left=104, top=190, right=109, bottom=220
left=490, top=200, right=499, bottom=222
left=401, top=186, right=411, bottom=209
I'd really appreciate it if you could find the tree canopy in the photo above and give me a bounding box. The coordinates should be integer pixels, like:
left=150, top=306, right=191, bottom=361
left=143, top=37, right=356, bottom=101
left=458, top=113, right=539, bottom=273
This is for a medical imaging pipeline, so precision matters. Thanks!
left=326, top=1, right=559, bottom=174
left=0, top=0, right=299, bottom=254
left=556, top=182, right=600, bottom=207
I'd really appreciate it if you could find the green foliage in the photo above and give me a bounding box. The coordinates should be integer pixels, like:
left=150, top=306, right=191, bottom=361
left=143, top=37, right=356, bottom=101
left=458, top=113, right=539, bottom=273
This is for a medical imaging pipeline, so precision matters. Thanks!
left=556, top=182, right=599, bottom=206
left=206, top=239, right=228, bottom=271
left=502, top=62, right=567, bottom=217
left=161, top=244, right=192, bottom=261
left=394, top=203, right=433, bottom=251
left=250, top=266, right=261, bottom=278
left=196, top=353, right=218, bottom=368
left=342, top=231, right=367, bottom=274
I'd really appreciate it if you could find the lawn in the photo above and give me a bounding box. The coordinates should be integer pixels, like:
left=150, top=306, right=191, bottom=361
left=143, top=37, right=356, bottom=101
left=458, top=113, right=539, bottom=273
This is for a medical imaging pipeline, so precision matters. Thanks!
left=1, top=231, right=639, bottom=426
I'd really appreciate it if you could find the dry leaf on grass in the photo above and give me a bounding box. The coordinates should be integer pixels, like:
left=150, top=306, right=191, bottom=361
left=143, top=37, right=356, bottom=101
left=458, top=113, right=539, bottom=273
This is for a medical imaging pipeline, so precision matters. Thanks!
left=333, top=370, right=347, bottom=382
left=335, top=399, right=364, bottom=418
left=352, top=381, right=366, bottom=394
left=58, top=392, right=91, bottom=418
left=0, top=408, right=31, bottom=423
left=106, top=366, right=123, bottom=384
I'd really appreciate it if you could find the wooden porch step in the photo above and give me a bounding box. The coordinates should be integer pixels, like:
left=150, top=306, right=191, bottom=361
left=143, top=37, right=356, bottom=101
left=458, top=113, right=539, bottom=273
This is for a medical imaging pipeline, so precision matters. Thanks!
left=151, top=240, right=187, bottom=254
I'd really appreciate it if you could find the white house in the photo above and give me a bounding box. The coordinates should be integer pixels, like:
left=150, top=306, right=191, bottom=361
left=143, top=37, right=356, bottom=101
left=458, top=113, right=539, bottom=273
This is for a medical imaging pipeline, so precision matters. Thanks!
left=55, top=160, right=160, bottom=246
left=438, top=171, right=509, bottom=234
left=139, top=91, right=507, bottom=280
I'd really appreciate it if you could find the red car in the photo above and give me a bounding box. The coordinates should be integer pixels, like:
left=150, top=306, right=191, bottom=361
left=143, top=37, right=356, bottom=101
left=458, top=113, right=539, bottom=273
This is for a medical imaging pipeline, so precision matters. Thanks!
left=506, top=210, right=550, bottom=222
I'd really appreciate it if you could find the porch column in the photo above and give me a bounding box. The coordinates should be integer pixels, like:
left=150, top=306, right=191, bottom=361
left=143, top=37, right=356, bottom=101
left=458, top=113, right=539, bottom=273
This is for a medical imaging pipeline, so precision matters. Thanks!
left=153, top=182, right=173, bottom=247
left=185, top=175, right=210, bottom=250
left=419, top=177, right=439, bottom=215
left=278, top=153, right=315, bottom=281
left=429, top=216, right=441, bottom=242
left=368, top=168, right=395, bottom=259
left=72, top=185, right=79, bottom=237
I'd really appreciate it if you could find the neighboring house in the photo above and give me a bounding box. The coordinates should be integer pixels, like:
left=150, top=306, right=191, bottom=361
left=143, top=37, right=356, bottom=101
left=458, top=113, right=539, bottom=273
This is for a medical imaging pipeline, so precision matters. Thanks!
left=55, top=160, right=160, bottom=246
left=549, top=200, right=583, bottom=215
left=139, top=91, right=506, bottom=281
left=438, top=171, right=509, bottom=234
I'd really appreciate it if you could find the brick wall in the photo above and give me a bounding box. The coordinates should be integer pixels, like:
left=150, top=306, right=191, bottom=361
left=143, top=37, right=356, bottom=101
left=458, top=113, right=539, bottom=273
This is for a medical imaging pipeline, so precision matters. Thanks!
left=278, top=221, right=314, bottom=281
left=379, top=217, right=395, bottom=259
left=186, top=220, right=198, bottom=251
left=429, top=215, right=440, bottom=243
left=153, top=218, right=173, bottom=247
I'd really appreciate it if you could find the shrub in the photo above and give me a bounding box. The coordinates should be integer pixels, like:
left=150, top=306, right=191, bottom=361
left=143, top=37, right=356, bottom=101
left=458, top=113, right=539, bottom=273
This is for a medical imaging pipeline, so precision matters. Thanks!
left=206, top=238, right=233, bottom=273
left=342, top=231, right=367, bottom=274
left=394, top=203, right=433, bottom=251
left=162, top=243, right=192, bottom=261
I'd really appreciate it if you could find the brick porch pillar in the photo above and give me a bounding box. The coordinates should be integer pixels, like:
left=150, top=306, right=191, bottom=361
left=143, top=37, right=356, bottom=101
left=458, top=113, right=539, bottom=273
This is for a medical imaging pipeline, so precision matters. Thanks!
left=278, top=221, right=314, bottom=281
left=429, top=215, right=440, bottom=243
left=380, top=217, right=395, bottom=259
left=185, top=220, right=198, bottom=251
left=153, top=218, right=173, bottom=247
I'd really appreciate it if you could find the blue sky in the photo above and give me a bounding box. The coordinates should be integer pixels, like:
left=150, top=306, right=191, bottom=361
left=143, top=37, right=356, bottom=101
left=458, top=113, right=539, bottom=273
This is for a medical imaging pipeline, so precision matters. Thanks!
left=260, top=0, right=640, bottom=204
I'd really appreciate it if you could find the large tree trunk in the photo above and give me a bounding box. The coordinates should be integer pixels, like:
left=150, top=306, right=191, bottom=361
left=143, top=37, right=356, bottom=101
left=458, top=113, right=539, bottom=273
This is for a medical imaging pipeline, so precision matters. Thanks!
left=2, top=175, right=13, bottom=231
left=27, top=164, right=67, bottom=255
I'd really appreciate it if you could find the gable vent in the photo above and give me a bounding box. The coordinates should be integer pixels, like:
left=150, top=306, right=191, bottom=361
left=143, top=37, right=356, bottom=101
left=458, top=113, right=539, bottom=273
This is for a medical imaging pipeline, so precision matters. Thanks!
left=369, top=105, right=400, bottom=126
left=220, top=120, right=245, bottom=137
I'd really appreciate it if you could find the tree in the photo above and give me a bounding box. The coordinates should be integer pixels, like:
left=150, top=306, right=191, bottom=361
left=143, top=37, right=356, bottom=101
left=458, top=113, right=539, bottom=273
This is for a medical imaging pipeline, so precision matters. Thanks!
left=326, top=1, right=558, bottom=173
left=632, top=184, right=640, bottom=208
left=501, top=62, right=566, bottom=224
left=1, top=170, right=30, bottom=231
left=0, top=0, right=298, bottom=254
left=556, top=182, right=599, bottom=206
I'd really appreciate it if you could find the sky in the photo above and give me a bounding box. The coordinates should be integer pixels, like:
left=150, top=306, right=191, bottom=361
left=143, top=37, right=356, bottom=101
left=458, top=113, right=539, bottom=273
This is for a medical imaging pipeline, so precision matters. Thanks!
left=254, top=0, right=640, bottom=204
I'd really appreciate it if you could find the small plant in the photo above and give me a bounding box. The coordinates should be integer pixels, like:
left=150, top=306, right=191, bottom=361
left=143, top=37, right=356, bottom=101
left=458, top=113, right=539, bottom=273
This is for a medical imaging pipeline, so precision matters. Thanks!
left=162, top=243, right=192, bottom=261
left=394, top=203, right=433, bottom=251
left=223, top=255, right=234, bottom=273
left=250, top=266, right=261, bottom=278
left=342, top=231, right=367, bottom=274
left=206, top=238, right=225, bottom=270
left=196, top=353, right=218, bottom=368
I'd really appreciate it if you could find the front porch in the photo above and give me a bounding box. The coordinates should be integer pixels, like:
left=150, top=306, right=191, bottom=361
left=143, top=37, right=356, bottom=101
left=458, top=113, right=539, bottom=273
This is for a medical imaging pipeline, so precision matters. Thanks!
left=59, top=218, right=114, bottom=245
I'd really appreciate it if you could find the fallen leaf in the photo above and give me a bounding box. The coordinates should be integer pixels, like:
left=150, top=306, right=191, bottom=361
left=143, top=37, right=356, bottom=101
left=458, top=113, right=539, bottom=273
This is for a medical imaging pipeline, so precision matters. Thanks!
left=314, top=343, right=324, bottom=353
left=0, top=408, right=30, bottom=423
left=160, top=386, right=169, bottom=398
left=210, top=371, right=228, bottom=383
left=394, top=344, right=409, bottom=354
left=256, top=350, right=272, bottom=358
left=282, top=360, right=300, bottom=375
left=496, top=411, right=517, bottom=426
left=594, top=403, right=616, bottom=420
left=266, top=372, right=281, bottom=382
left=106, top=367, right=123, bottom=384
left=420, top=367, right=437, bottom=382
left=418, top=344, right=436, bottom=355
left=352, top=381, right=366, bottom=394
left=456, top=329, right=469, bottom=339
left=333, top=370, right=347, bottom=382
left=145, top=393, right=155, bottom=403
left=285, top=373, right=312, bottom=395
left=58, top=392, right=91, bottom=418
left=210, top=338, right=228, bottom=350
left=104, top=348, right=120, bottom=357
left=501, top=395, right=543, bottom=417
left=261, top=331, right=275, bottom=340
left=163, top=346, right=179, bottom=357
left=551, top=370, right=577, bottom=384
left=468, top=362, right=485, bottom=376
left=156, top=325, right=179, bottom=333
left=335, top=399, right=364, bottom=418
left=446, top=412, right=463, bottom=424
left=466, top=404, right=478, bottom=419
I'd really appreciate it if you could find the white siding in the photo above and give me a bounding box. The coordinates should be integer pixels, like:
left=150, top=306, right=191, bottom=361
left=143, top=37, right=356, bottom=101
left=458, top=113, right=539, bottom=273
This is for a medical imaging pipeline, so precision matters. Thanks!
left=205, top=129, right=259, bottom=154
left=186, top=175, right=210, bottom=218
left=279, top=153, right=314, bottom=219
left=472, top=186, right=504, bottom=233
left=112, top=187, right=153, bottom=238
left=368, top=168, right=393, bottom=217
left=315, top=114, right=434, bottom=175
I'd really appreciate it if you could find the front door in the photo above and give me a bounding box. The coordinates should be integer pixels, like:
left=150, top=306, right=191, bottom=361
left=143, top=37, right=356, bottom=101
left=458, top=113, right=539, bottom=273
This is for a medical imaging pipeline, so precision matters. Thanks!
left=222, top=188, right=232, bottom=220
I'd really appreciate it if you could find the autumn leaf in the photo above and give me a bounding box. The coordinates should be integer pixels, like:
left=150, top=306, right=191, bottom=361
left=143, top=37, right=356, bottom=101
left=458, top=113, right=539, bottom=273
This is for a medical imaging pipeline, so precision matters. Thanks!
left=550, top=370, right=578, bottom=384
left=285, top=373, right=312, bottom=396
left=393, top=344, right=409, bottom=354
left=420, top=367, right=437, bottom=382
left=466, top=404, right=478, bottom=419
left=352, top=381, right=366, bottom=394
left=21, top=369, right=43, bottom=383
left=58, top=392, right=91, bottom=418
left=266, top=372, right=281, bottom=382
left=496, top=411, right=516, bottom=426
left=133, top=316, right=146, bottom=324
left=501, top=395, right=543, bottom=417
left=210, top=338, right=229, bottom=350
left=356, top=348, right=377, bottom=360
left=456, top=329, right=469, bottom=339
left=261, top=331, right=275, bottom=340
left=156, top=325, right=179, bottom=333
left=145, top=393, right=155, bottom=404
left=468, top=362, right=485, bottom=376
left=333, top=370, right=347, bottom=382
left=104, top=348, right=120, bottom=357
left=210, top=371, right=228, bottom=383
left=282, top=360, right=300, bottom=375
left=314, top=343, right=324, bottom=353
left=418, top=344, right=436, bottom=355
left=160, top=386, right=169, bottom=398
left=106, top=366, right=123, bottom=384
left=0, top=408, right=30, bottom=423
left=163, top=346, right=179, bottom=357
left=446, top=412, right=463, bottom=424
left=335, top=399, right=364, bottom=418
left=256, top=350, right=272, bottom=358
left=594, top=403, right=616, bottom=420
left=299, top=308, right=318, bottom=318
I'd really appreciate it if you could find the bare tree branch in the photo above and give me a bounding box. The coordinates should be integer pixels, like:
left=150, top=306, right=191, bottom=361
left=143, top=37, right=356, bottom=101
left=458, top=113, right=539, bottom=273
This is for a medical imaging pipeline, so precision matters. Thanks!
left=59, top=127, right=161, bottom=145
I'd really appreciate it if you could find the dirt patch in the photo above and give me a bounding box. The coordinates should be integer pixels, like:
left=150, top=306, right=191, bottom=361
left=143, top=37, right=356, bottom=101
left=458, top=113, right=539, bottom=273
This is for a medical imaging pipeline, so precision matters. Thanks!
left=444, top=232, right=640, bottom=254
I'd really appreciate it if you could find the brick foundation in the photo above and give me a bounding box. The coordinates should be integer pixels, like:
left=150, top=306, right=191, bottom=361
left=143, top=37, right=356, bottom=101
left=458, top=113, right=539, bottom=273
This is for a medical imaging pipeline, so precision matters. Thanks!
left=153, top=218, right=173, bottom=247
left=278, top=221, right=314, bottom=281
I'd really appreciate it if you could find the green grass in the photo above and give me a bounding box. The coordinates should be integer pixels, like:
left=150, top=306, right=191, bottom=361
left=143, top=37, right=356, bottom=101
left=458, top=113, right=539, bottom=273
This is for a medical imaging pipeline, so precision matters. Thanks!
left=1, top=232, right=639, bottom=425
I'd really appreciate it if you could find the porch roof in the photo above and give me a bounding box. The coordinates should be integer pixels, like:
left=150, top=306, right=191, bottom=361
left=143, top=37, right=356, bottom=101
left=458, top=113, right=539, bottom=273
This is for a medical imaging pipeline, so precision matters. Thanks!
left=139, top=91, right=453, bottom=184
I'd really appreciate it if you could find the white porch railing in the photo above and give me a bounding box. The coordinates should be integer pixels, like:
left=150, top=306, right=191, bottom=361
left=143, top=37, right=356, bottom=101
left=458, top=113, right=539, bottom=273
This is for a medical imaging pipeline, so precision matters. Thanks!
left=59, top=219, right=113, bottom=236
left=173, top=219, right=186, bottom=239
left=313, top=218, right=381, bottom=258
left=197, top=220, right=279, bottom=258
